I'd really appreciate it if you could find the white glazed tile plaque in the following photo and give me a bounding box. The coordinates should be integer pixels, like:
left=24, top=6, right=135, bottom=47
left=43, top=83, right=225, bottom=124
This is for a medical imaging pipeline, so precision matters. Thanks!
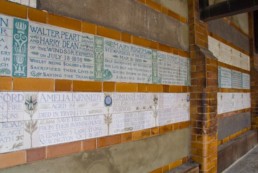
left=158, top=52, right=180, bottom=85
left=242, top=93, right=251, bottom=109
left=179, top=57, right=190, bottom=86
left=130, top=45, right=152, bottom=83
left=38, top=115, right=107, bottom=146
left=28, top=22, right=95, bottom=80
left=231, top=70, right=242, bottom=89
left=0, top=121, right=26, bottom=153
left=9, top=0, right=21, bottom=3
left=111, top=111, right=155, bottom=134
left=103, top=39, right=152, bottom=83
left=175, top=93, right=190, bottom=122
left=231, top=49, right=241, bottom=68
left=217, top=93, right=233, bottom=114
left=218, top=93, right=251, bottom=114
left=0, top=91, right=191, bottom=153
left=0, top=15, right=13, bottom=76
left=0, top=92, right=26, bottom=122
left=158, top=108, right=174, bottom=126
left=111, top=93, right=154, bottom=113
left=103, top=38, right=131, bottom=82
left=242, top=73, right=250, bottom=89
left=158, top=93, right=190, bottom=125
left=219, top=67, right=232, bottom=88
left=37, top=117, right=87, bottom=146
left=157, top=93, right=178, bottom=125
left=241, top=54, right=250, bottom=71
left=0, top=92, right=105, bottom=122
left=36, top=93, right=104, bottom=120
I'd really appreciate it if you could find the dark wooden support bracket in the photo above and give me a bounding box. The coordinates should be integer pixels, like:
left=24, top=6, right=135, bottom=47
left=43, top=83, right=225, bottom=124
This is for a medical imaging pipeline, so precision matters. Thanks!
left=200, top=0, right=258, bottom=21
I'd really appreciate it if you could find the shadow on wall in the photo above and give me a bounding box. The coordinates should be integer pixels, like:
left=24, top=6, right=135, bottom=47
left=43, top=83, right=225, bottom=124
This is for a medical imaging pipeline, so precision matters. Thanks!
left=255, top=55, right=258, bottom=71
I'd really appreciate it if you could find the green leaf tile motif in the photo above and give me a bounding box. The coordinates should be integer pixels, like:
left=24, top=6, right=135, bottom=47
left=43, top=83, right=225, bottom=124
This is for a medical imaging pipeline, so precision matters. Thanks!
left=12, top=18, right=28, bottom=77
left=94, top=36, right=104, bottom=80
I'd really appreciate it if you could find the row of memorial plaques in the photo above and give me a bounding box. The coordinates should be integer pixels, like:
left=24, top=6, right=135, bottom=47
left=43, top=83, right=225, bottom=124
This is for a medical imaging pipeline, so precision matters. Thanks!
left=208, top=36, right=250, bottom=71
left=217, top=93, right=251, bottom=114
left=219, top=67, right=250, bottom=89
left=0, top=92, right=190, bottom=153
left=0, top=14, right=190, bottom=86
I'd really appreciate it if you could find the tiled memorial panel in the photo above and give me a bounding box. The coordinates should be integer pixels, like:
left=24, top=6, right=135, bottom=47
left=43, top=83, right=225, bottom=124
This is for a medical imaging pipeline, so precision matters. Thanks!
left=0, top=14, right=190, bottom=86
left=231, top=70, right=242, bottom=89
left=0, top=92, right=190, bottom=153
left=8, top=0, right=37, bottom=8
left=218, top=67, right=250, bottom=89
left=218, top=67, right=232, bottom=88
left=208, top=36, right=250, bottom=71
left=217, top=93, right=251, bottom=114
left=28, top=22, right=95, bottom=80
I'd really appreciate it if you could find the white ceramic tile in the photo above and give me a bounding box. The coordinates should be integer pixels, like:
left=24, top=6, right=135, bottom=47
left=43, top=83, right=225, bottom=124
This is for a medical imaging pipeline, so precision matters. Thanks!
left=209, top=36, right=250, bottom=71
left=0, top=15, right=13, bottom=76
left=208, top=36, right=220, bottom=57
left=0, top=92, right=191, bottom=153
left=231, top=70, right=242, bottom=89
left=9, top=0, right=21, bottom=3
left=0, top=92, right=27, bottom=122
left=241, top=54, right=250, bottom=71
left=219, top=67, right=232, bottom=88
left=242, top=73, right=250, bottom=89
left=0, top=121, right=26, bottom=153
left=103, top=39, right=152, bottom=83
left=179, top=57, right=189, bottom=86
left=243, top=93, right=251, bottom=109
left=28, top=22, right=95, bottom=80
left=104, top=38, right=131, bottom=82
left=111, top=111, right=152, bottom=134
left=232, top=51, right=241, bottom=68
left=218, top=92, right=251, bottom=114
left=111, top=93, right=154, bottom=113
left=29, top=0, right=37, bottom=8
left=158, top=52, right=180, bottom=85
left=20, top=0, right=29, bottom=6
left=130, top=45, right=152, bottom=83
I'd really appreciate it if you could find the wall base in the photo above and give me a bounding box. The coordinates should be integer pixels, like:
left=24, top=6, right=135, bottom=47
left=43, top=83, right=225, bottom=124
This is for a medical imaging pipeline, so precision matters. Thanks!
left=218, top=130, right=257, bottom=173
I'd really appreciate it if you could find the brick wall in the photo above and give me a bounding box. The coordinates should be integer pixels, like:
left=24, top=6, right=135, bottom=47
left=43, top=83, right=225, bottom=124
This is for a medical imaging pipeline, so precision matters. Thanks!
left=189, top=0, right=218, bottom=172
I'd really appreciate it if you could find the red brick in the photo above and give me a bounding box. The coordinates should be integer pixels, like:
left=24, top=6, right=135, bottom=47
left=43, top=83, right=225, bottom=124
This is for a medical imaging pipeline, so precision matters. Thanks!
left=27, top=147, right=46, bottom=163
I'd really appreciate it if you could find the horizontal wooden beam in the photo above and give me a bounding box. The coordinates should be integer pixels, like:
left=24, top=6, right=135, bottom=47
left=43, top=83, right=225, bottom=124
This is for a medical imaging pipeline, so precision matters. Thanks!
left=200, top=0, right=258, bottom=21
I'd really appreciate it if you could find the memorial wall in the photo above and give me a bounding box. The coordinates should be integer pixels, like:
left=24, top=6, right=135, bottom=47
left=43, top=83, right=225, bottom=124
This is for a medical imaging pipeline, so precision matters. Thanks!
left=208, top=35, right=251, bottom=143
left=0, top=13, right=190, bottom=155
left=208, top=36, right=251, bottom=113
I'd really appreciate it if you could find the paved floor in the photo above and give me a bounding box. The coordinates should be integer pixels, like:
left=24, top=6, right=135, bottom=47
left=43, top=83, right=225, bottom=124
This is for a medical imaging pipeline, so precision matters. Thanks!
left=223, top=145, right=258, bottom=173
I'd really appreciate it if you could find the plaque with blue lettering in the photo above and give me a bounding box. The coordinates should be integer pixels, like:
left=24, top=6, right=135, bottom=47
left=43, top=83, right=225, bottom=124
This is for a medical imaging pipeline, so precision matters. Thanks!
left=0, top=15, right=13, bottom=76
left=219, top=67, right=232, bottom=88
left=152, top=50, right=160, bottom=84
left=158, top=52, right=180, bottom=85
left=231, top=70, right=242, bottom=89
left=103, top=39, right=152, bottom=83
left=179, top=56, right=190, bottom=86
left=103, top=38, right=130, bottom=82
left=28, top=22, right=95, bottom=80
left=130, top=45, right=152, bottom=83
left=242, top=73, right=250, bottom=89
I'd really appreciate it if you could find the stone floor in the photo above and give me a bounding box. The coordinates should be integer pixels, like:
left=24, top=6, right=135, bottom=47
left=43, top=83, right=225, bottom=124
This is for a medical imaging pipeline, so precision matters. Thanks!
left=223, top=145, right=258, bottom=173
